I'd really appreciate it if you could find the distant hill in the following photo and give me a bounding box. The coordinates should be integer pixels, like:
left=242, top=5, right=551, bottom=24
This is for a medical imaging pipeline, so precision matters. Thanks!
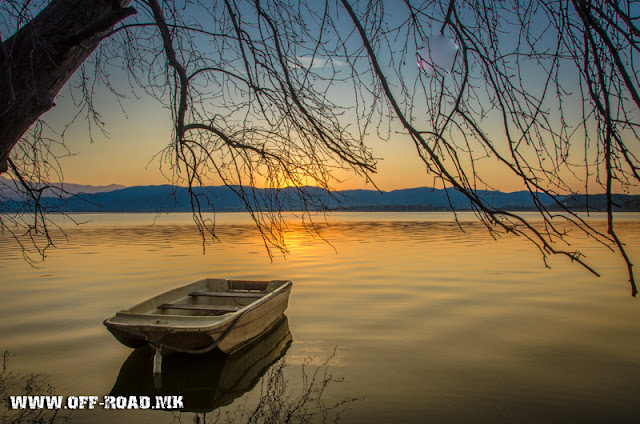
left=2, top=182, right=638, bottom=212
left=0, top=176, right=124, bottom=200
left=551, top=194, right=640, bottom=212
left=335, top=188, right=558, bottom=210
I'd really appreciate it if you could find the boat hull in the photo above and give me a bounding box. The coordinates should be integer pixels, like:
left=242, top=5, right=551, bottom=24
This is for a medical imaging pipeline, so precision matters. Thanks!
left=104, top=278, right=292, bottom=355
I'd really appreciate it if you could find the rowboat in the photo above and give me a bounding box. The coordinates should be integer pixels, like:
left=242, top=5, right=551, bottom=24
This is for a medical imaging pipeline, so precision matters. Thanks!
left=104, top=278, right=292, bottom=373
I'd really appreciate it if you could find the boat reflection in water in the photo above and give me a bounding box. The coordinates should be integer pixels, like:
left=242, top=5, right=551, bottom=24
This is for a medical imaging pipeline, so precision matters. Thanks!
left=110, top=315, right=292, bottom=412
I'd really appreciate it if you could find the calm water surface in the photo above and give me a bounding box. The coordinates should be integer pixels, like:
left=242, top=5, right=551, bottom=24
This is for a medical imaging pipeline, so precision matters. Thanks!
left=1, top=212, right=639, bottom=423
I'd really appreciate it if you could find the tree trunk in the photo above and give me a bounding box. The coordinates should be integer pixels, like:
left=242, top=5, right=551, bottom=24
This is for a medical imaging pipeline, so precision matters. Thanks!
left=0, top=0, right=136, bottom=174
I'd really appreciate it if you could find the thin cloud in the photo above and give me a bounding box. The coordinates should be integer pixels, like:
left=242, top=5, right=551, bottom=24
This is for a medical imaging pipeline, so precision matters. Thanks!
left=292, top=56, right=346, bottom=69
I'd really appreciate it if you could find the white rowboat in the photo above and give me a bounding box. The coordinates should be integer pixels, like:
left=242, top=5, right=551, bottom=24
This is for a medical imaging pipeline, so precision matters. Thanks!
left=104, top=278, right=292, bottom=367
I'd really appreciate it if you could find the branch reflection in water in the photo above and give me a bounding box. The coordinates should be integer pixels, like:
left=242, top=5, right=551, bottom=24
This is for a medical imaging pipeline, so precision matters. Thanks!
left=0, top=350, right=71, bottom=424
left=110, top=315, right=362, bottom=422
left=173, top=349, right=361, bottom=424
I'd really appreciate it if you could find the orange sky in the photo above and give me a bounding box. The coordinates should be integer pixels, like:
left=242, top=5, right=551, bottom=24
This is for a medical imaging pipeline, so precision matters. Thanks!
left=45, top=86, right=432, bottom=191
left=40, top=69, right=639, bottom=196
left=49, top=103, right=639, bottom=195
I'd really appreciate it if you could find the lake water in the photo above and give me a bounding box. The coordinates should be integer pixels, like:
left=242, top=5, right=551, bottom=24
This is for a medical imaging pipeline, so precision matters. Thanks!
left=1, top=212, right=639, bottom=423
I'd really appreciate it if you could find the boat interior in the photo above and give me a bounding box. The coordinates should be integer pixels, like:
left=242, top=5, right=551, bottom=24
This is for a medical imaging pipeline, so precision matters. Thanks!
left=124, top=279, right=288, bottom=317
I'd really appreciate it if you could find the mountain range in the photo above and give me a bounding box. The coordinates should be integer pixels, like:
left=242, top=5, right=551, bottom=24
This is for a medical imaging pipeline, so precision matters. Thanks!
left=2, top=179, right=639, bottom=212
left=0, top=176, right=124, bottom=200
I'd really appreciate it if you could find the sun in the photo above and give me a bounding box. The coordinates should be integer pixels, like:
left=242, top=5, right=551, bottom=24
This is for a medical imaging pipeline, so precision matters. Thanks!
left=270, top=174, right=320, bottom=189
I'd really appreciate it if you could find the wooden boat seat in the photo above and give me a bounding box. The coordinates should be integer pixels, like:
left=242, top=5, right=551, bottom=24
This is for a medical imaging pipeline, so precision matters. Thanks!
left=189, top=291, right=266, bottom=299
left=158, top=303, right=242, bottom=314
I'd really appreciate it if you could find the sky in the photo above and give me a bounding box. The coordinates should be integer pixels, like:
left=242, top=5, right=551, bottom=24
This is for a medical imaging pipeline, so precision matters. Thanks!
left=12, top=1, right=640, bottom=195
left=47, top=86, right=437, bottom=191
